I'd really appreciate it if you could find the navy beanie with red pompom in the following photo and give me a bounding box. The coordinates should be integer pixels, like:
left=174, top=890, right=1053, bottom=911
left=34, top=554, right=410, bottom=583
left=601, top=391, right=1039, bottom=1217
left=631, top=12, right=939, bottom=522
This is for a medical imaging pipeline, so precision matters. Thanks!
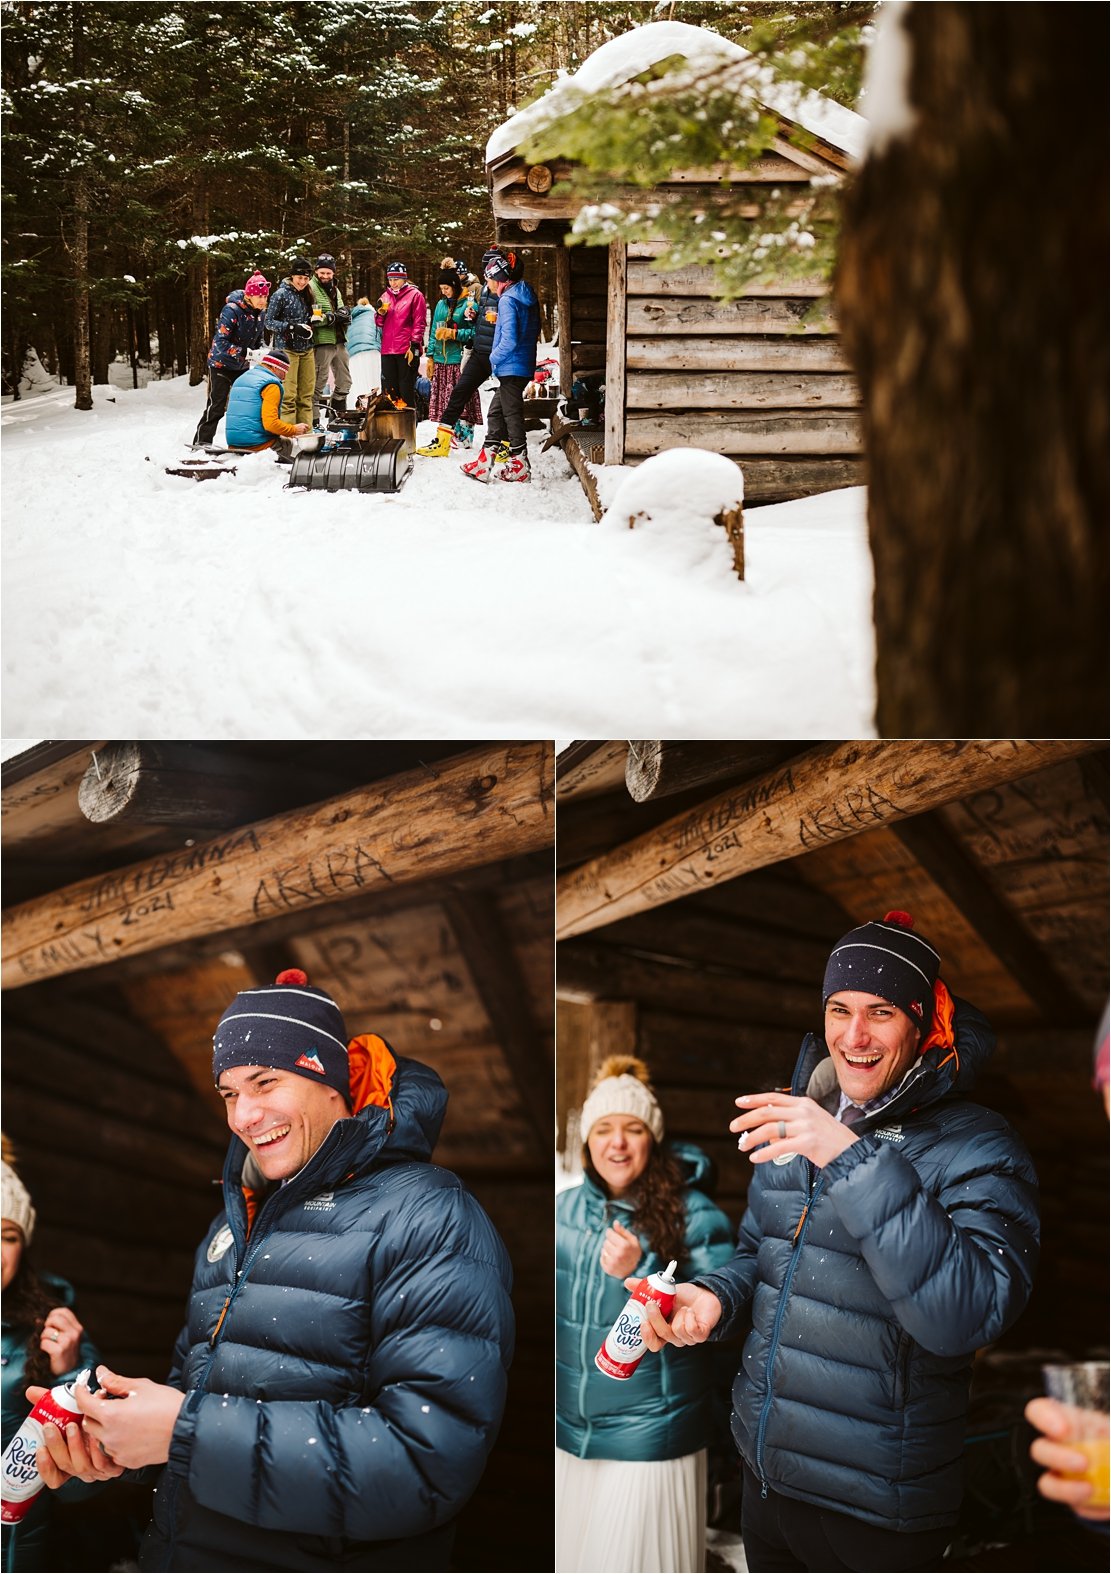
left=822, top=911, right=941, bottom=1031
left=213, top=969, right=350, bottom=1099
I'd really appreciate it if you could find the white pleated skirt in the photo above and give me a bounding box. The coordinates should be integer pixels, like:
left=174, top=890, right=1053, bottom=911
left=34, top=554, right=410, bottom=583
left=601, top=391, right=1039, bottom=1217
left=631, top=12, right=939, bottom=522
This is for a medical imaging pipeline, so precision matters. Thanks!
left=556, top=1446, right=708, bottom=1573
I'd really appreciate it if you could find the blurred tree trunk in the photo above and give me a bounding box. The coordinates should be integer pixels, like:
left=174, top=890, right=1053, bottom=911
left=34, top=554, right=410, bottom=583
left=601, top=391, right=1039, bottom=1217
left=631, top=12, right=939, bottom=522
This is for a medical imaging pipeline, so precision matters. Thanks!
left=836, top=2, right=1107, bottom=737
left=71, top=4, right=93, bottom=410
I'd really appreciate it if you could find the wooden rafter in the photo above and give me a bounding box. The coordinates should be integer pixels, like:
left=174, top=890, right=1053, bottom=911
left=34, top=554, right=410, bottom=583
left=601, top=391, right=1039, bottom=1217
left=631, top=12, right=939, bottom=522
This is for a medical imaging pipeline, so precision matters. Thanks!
left=3, top=742, right=554, bottom=990
left=557, top=740, right=1099, bottom=940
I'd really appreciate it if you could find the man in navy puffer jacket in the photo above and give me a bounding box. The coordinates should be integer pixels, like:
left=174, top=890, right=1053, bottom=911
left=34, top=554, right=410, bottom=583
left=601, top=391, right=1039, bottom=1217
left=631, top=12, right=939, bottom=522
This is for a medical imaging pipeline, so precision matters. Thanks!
left=32, top=970, right=514, bottom=1573
left=639, top=911, right=1039, bottom=1573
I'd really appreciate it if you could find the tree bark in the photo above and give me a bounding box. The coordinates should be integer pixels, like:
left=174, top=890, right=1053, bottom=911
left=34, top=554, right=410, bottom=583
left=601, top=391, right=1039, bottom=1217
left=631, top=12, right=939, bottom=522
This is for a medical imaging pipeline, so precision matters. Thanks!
left=835, top=3, right=1108, bottom=736
left=70, top=5, right=92, bottom=410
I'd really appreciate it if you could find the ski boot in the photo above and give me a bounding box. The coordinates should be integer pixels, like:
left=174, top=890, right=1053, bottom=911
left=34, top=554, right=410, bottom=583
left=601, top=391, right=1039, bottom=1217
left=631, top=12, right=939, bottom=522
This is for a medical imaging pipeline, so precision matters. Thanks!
left=451, top=421, right=474, bottom=452
left=416, top=425, right=453, bottom=458
left=499, top=450, right=531, bottom=483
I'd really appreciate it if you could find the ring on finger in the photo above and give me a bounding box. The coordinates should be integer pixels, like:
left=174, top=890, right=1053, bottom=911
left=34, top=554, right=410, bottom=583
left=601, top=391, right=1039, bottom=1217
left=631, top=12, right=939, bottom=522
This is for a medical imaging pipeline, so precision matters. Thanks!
left=777, top=1120, right=787, bottom=1140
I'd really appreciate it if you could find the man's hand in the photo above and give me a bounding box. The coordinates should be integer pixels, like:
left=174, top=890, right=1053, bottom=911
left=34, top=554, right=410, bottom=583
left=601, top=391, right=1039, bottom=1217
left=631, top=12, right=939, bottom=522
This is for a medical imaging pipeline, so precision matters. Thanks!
left=26, top=1386, right=124, bottom=1488
left=292, top=422, right=311, bottom=435
left=599, top=1221, right=641, bottom=1280
left=624, top=1279, right=722, bottom=1350
left=39, top=1306, right=85, bottom=1376
left=731, top=1092, right=858, bottom=1169
left=73, top=1367, right=185, bottom=1470
left=1026, top=1397, right=1110, bottom=1521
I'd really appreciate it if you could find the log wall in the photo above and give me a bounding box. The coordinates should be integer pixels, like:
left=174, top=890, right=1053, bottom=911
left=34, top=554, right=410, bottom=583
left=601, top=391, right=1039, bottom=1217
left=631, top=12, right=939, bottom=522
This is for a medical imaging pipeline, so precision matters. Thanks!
left=620, top=245, right=864, bottom=504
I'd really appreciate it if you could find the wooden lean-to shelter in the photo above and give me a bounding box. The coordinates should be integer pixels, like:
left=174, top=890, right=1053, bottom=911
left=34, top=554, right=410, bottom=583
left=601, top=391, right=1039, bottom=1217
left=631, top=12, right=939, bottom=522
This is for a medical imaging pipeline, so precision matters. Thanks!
left=486, top=21, right=867, bottom=508
left=1, top=740, right=554, bottom=1572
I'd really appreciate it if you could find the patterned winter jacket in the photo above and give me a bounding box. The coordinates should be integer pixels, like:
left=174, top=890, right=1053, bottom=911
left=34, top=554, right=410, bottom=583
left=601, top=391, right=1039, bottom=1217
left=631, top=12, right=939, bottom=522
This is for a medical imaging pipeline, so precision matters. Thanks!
left=206, top=289, right=266, bottom=375
left=375, top=281, right=428, bottom=357
left=139, top=1043, right=514, bottom=1572
left=557, top=1142, right=735, bottom=1463
left=427, top=297, right=475, bottom=367
left=264, top=277, right=315, bottom=354
left=490, top=281, right=539, bottom=380
left=694, top=996, right=1039, bottom=1534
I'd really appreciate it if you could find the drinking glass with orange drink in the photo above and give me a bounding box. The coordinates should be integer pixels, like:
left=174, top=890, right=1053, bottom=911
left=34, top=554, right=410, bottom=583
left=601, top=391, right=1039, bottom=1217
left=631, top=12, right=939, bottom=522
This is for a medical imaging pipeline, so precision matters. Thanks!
left=1027, top=1362, right=1110, bottom=1520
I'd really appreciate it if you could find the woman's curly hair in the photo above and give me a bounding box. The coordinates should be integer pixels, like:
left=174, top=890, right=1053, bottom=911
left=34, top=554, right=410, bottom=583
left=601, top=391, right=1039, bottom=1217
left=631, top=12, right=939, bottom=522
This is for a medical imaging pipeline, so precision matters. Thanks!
left=583, top=1055, right=687, bottom=1266
left=4, top=1245, right=58, bottom=1391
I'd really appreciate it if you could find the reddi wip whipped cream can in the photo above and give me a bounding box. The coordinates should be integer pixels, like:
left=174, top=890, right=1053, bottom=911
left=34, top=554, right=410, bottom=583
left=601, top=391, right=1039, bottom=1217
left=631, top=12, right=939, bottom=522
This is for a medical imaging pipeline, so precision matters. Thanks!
left=595, top=1260, right=677, bottom=1380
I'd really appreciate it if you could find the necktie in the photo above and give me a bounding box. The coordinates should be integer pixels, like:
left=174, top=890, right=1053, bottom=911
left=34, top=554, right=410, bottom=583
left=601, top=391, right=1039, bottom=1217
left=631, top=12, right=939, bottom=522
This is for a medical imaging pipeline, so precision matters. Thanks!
left=841, top=1104, right=865, bottom=1128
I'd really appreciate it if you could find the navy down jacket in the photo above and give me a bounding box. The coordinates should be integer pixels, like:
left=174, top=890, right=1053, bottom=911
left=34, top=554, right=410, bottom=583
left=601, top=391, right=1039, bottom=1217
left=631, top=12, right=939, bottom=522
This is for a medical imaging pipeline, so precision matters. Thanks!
left=695, top=996, right=1039, bottom=1533
left=139, top=1052, right=514, bottom=1572
left=557, top=1142, right=735, bottom=1462
left=206, top=289, right=265, bottom=374
left=264, top=276, right=315, bottom=353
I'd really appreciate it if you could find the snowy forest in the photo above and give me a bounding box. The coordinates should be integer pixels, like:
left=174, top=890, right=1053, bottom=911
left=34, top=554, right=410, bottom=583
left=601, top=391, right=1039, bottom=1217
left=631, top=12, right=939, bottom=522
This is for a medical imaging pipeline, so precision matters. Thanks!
left=1, top=0, right=868, bottom=397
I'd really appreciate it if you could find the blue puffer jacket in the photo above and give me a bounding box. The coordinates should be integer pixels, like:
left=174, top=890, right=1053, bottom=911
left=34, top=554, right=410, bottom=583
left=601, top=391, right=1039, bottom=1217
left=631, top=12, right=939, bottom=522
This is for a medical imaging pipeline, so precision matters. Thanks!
left=224, top=363, right=284, bottom=449
left=139, top=1049, right=515, bottom=1573
left=2, top=1273, right=102, bottom=1572
left=206, top=289, right=265, bottom=374
left=557, top=1142, right=735, bottom=1463
left=345, top=305, right=381, bottom=356
left=490, top=281, right=540, bottom=379
left=695, top=997, right=1039, bottom=1533
left=264, top=277, right=314, bottom=353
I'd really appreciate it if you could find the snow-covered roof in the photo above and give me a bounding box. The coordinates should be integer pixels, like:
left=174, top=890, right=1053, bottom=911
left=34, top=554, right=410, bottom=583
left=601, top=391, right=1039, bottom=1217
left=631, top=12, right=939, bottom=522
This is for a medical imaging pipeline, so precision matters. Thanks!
left=485, top=20, right=867, bottom=167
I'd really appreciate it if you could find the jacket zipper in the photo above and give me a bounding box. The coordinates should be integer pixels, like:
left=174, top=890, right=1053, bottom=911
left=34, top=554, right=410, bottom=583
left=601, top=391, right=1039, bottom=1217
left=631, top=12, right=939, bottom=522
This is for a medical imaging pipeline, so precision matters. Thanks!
left=754, top=1174, right=826, bottom=1495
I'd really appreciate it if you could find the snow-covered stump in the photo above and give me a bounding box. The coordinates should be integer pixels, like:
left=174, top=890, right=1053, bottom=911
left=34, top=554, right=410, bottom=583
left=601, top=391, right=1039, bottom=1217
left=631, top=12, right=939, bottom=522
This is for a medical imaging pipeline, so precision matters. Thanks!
left=602, top=449, right=745, bottom=580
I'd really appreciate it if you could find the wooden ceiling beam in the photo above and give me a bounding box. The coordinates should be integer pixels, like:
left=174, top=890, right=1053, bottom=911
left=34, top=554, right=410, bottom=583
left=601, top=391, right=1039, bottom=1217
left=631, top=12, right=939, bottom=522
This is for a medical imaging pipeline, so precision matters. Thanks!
left=443, top=892, right=553, bottom=1156
left=556, top=740, right=1099, bottom=940
left=888, top=811, right=1092, bottom=1026
left=556, top=741, right=630, bottom=801
left=77, top=742, right=337, bottom=830
left=625, top=741, right=805, bottom=803
left=3, top=742, right=554, bottom=991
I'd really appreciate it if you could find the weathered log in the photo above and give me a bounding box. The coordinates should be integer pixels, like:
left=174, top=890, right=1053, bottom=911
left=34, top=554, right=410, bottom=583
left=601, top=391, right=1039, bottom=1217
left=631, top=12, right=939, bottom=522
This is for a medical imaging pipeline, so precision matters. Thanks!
left=626, top=337, right=850, bottom=373
left=624, top=409, right=862, bottom=457
left=556, top=740, right=1099, bottom=939
left=3, top=742, right=554, bottom=989
left=626, top=742, right=805, bottom=804
left=557, top=742, right=631, bottom=801
left=77, top=741, right=333, bottom=829
left=605, top=241, right=627, bottom=465
left=717, top=501, right=745, bottom=579
left=628, top=296, right=836, bottom=337
left=557, top=938, right=818, bottom=1021
left=626, top=259, right=826, bottom=298
left=625, top=370, right=860, bottom=411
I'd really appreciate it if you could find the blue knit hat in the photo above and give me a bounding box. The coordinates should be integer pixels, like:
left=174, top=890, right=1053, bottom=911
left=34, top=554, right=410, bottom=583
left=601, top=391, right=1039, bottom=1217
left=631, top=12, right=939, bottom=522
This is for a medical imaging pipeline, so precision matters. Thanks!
left=213, top=969, right=350, bottom=1099
left=822, top=910, right=940, bottom=1030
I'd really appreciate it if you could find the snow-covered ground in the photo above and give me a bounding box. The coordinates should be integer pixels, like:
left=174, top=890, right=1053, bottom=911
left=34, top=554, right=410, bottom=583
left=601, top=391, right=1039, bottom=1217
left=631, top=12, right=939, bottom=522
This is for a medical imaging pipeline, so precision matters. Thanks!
left=1, top=368, right=875, bottom=737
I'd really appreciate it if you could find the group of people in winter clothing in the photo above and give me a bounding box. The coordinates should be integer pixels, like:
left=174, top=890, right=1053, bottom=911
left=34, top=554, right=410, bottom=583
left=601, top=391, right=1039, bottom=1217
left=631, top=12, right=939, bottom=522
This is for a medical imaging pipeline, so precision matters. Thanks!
left=558, top=909, right=1042, bottom=1574
left=26, top=970, right=514, bottom=1573
left=192, top=244, right=542, bottom=481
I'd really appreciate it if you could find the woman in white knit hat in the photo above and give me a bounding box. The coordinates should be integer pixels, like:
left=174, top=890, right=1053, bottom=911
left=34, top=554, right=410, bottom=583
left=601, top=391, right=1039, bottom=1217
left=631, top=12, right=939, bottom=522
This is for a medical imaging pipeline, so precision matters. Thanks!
left=2, top=1149, right=101, bottom=1571
left=556, top=1057, right=735, bottom=1573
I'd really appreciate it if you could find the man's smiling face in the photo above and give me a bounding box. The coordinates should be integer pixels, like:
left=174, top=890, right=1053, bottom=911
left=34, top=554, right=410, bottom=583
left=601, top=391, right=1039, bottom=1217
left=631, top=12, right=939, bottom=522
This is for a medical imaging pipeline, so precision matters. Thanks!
left=825, top=990, right=921, bottom=1104
left=218, top=1064, right=347, bottom=1181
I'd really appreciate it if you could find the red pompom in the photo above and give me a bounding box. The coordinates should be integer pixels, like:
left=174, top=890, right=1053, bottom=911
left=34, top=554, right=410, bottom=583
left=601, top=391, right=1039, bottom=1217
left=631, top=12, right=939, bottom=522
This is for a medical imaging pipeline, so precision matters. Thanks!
left=883, top=910, right=915, bottom=929
left=275, top=968, right=309, bottom=987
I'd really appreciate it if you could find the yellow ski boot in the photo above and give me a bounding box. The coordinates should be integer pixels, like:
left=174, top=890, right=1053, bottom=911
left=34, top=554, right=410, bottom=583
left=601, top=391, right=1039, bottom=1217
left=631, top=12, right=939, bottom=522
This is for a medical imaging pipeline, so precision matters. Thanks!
left=416, top=425, right=453, bottom=458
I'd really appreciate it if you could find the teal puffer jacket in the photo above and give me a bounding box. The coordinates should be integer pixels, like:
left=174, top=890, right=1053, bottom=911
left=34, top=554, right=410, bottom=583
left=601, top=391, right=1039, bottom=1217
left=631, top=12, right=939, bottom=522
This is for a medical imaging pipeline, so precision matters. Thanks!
left=695, top=997, right=1040, bottom=1533
left=557, top=1142, right=735, bottom=1462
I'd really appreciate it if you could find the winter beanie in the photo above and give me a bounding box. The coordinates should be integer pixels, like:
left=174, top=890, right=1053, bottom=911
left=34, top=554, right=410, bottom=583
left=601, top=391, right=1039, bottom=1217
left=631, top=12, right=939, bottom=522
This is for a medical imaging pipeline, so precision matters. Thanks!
left=260, top=350, right=290, bottom=376
left=438, top=267, right=461, bottom=296
left=822, top=910, right=940, bottom=1030
left=484, top=254, right=512, bottom=284
left=315, top=254, right=337, bottom=270
left=386, top=261, right=408, bottom=278
left=290, top=257, right=312, bottom=275
left=213, top=969, right=351, bottom=1099
left=580, top=1055, right=664, bottom=1144
left=1, top=1160, right=36, bottom=1245
left=244, top=271, right=271, bottom=298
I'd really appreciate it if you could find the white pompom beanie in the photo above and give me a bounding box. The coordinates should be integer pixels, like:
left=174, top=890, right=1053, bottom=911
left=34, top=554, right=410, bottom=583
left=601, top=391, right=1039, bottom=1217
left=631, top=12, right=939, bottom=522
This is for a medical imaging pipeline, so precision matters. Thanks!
left=580, top=1074, right=664, bottom=1145
left=1, top=1160, right=36, bottom=1244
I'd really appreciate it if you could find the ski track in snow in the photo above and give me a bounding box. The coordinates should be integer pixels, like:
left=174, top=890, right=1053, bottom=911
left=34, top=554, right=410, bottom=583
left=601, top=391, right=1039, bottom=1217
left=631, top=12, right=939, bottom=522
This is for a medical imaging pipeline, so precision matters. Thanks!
left=1, top=373, right=877, bottom=737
